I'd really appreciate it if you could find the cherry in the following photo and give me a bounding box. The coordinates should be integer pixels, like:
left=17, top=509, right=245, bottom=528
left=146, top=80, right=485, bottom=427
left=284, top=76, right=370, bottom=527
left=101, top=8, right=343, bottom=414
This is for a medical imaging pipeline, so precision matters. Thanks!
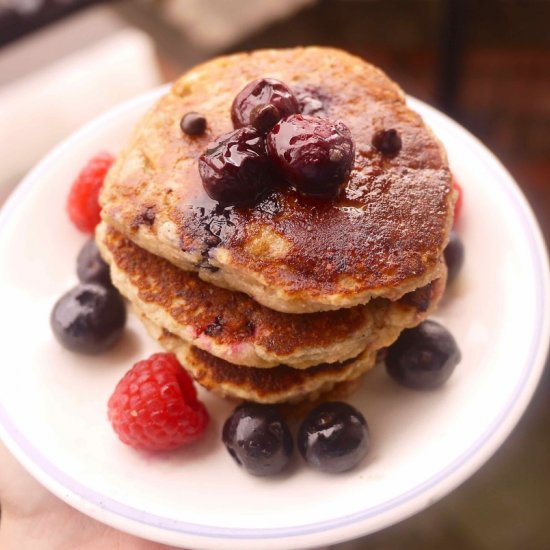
left=267, top=114, right=355, bottom=198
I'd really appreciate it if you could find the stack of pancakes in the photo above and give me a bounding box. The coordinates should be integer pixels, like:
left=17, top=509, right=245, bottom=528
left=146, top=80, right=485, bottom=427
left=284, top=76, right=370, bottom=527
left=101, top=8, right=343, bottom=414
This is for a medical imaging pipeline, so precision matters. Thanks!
left=97, top=47, right=455, bottom=404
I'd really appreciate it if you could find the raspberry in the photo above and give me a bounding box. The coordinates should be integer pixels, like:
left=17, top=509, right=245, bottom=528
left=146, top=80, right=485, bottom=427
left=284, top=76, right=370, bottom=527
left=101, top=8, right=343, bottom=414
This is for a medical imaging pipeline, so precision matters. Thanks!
left=108, top=353, right=209, bottom=451
left=453, top=179, right=463, bottom=225
left=67, top=152, right=114, bottom=233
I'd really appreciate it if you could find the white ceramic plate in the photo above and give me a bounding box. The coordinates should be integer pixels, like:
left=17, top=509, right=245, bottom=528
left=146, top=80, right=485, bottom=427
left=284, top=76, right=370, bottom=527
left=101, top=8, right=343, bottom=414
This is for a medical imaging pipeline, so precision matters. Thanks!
left=0, top=89, right=548, bottom=550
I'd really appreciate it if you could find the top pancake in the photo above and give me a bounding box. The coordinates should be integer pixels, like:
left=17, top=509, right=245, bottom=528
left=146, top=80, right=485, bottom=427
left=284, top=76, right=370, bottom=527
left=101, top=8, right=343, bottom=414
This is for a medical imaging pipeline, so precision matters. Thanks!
left=100, top=47, right=454, bottom=313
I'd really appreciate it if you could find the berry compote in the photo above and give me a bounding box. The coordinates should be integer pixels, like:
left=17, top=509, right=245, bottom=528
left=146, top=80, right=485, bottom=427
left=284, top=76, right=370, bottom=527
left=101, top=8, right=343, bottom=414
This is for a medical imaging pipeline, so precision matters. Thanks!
left=231, top=78, right=299, bottom=132
left=198, top=127, right=274, bottom=205
left=267, top=114, right=355, bottom=198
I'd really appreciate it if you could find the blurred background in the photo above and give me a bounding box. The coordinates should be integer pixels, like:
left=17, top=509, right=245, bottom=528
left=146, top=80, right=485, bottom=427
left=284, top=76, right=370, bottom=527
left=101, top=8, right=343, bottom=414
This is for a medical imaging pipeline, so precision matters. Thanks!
left=0, top=0, right=548, bottom=548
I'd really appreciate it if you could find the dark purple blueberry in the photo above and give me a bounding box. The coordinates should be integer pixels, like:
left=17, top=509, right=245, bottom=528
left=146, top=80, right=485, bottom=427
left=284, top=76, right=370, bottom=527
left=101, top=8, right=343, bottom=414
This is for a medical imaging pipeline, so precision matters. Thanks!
left=267, top=114, right=355, bottom=198
left=50, top=283, right=126, bottom=354
left=180, top=112, right=207, bottom=136
left=76, top=239, right=112, bottom=287
left=231, top=78, right=299, bottom=131
left=386, top=320, right=461, bottom=389
left=199, top=127, right=274, bottom=206
left=444, top=231, right=465, bottom=285
left=222, top=403, right=293, bottom=476
left=372, top=128, right=402, bottom=155
left=298, top=402, right=369, bottom=474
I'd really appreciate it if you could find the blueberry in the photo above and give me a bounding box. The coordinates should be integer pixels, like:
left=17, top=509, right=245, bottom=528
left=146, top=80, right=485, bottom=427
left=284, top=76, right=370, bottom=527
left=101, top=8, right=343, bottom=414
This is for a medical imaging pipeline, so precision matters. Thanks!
left=50, top=283, right=126, bottom=354
left=231, top=78, right=299, bottom=131
left=222, top=403, right=293, bottom=476
left=298, top=402, right=369, bottom=473
left=267, top=114, right=355, bottom=198
left=198, top=127, right=274, bottom=206
left=386, top=320, right=461, bottom=389
left=444, top=231, right=465, bottom=285
left=76, top=239, right=111, bottom=287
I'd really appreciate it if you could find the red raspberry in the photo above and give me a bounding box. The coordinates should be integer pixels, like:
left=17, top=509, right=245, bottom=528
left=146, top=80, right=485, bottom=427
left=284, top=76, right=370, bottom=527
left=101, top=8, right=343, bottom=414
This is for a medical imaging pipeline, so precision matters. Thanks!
left=453, top=179, right=463, bottom=225
left=108, top=353, right=209, bottom=451
left=67, top=152, right=115, bottom=233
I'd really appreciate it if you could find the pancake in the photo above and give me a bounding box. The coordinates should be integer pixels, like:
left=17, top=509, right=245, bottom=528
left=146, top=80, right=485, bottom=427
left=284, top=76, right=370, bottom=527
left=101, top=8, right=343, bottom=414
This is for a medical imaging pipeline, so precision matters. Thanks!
left=99, top=47, right=455, bottom=314
left=138, top=313, right=378, bottom=404
left=97, top=222, right=446, bottom=369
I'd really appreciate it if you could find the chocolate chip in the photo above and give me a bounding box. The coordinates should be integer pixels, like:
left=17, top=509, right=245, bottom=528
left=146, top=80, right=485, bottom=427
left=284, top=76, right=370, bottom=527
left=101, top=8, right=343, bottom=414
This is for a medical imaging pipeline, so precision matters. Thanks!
left=250, top=103, right=281, bottom=133
left=372, top=129, right=402, bottom=155
left=180, top=112, right=207, bottom=136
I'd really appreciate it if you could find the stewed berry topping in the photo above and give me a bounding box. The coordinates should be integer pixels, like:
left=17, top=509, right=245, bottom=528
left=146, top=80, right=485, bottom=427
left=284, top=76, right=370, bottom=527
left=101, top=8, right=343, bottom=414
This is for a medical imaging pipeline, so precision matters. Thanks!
left=267, top=114, right=355, bottom=198
left=180, top=112, right=207, bottom=136
left=298, top=402, right=370, bottom=473
left=231, top=78, right=299, bottom=131
left=386, top=320, right=461, bottom=389
left=222, top=403, right=293, bottom=476
left=198, top=127, right=274, bottom=205
left=372, top=128, right=402, bottom=155
left=199, top=78, right=358, bottom=205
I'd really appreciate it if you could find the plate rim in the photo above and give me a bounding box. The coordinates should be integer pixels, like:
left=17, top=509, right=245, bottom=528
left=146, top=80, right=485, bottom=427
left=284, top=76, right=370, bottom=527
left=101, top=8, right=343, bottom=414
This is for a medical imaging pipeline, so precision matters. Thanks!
left=0, top=88, right=548, bottom=549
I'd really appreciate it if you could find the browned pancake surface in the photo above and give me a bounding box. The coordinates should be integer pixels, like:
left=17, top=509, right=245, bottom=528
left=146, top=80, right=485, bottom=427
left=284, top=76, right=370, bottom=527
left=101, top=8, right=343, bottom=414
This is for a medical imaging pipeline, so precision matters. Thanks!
left=144, top=319, right=378, bottom=404
left=188, top=346, right=357, bottom=399
left=101, top=47, right=453, bottom=312
left=102, top=226, right=372, bottom=354
left=99, top=224, right=445, bottom=368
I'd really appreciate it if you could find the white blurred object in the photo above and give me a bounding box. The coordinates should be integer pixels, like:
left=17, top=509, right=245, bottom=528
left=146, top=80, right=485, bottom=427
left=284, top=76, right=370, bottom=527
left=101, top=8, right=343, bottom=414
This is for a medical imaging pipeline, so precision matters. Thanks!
left=0, top=28, right=162, bottom=203
left=162, top=0, right=316, bottom=50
